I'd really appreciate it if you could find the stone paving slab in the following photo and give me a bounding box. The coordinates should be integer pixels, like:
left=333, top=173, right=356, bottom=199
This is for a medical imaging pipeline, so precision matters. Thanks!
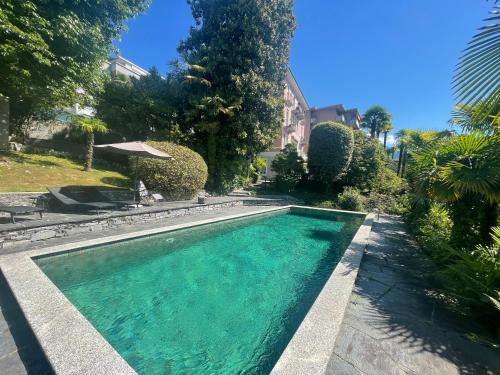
left=328, top=215, right=500, bottom=375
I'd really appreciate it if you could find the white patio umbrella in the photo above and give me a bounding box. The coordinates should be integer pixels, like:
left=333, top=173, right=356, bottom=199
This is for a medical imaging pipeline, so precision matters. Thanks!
left=95, top=141, right=173, bottom=200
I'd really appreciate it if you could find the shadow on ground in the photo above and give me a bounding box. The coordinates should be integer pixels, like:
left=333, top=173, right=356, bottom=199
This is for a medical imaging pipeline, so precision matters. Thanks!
left=328, top=215, right=500, bottom=375
left=0, top=271, right=53, bottom=375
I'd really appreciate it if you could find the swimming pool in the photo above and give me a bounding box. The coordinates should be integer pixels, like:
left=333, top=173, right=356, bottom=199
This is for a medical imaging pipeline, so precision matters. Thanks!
left=35, top=207, right=365, bottom=374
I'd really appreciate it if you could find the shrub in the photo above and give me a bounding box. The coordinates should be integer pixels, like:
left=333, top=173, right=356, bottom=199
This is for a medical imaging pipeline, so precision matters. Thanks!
left=272, top=144, right=305, bottom=192
left=308, top=122, right=354, bottom=187
left=135, top=141, right=208, bottom=200
left=337, top=186, right=365, bottom=212
left=341, top=130, right=386, bottom=191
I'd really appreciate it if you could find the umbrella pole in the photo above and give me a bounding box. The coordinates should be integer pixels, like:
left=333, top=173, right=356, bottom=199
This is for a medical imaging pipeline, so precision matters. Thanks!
left=134, top=156, right=140, bottom=202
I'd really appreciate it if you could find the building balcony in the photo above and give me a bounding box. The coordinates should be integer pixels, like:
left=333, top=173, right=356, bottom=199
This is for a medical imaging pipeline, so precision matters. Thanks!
left=284, top=124, right=296, bottom=134
left=292, top=108, right=305, bottom=121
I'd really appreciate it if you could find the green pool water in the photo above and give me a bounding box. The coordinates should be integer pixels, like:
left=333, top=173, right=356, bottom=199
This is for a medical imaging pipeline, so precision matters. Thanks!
left=36, top=208, right=364, bottom=374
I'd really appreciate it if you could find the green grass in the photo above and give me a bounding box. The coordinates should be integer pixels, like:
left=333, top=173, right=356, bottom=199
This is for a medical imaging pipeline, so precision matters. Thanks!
left=0, top=151, right=131, bottom=192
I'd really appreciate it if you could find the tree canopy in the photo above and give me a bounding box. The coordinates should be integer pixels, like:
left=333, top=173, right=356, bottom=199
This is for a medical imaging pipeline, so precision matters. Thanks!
left=0, top=0, right=151, bottom=136
left=361, top=105, right=392, bottom=139
left=177, top=0, right=296, bottom=193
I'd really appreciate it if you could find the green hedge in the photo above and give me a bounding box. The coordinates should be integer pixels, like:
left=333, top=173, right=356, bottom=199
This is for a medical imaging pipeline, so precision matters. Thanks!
left=308, top=122, right=354, bottom=186
left=135, top=141, right=208, bottom=200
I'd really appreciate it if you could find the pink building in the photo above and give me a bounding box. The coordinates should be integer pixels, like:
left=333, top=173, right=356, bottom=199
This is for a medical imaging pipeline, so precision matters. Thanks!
left=260, top=69, right=361, bottom=179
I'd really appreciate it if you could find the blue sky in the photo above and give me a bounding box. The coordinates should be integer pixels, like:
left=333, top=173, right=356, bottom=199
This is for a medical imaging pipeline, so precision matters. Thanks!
left=116, top=0, right=492, bottom=138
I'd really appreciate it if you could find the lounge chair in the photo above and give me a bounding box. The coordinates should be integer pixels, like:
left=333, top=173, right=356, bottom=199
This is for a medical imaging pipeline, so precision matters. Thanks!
left=94, top=187, right=138, bottom=209
left=135, top=181, right=165, bottom=205
left=0, top=205, right=44, bottom=224
left=48, top=187, right=116, bottom=214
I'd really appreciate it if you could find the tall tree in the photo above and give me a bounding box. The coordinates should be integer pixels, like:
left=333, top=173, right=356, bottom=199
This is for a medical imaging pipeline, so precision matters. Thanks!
left=177, top=0, right=296, bottom=193
left=380, top=122, right=394, bottom=149
left=361, top=105, right=392, bottom=139
left=0, top=0, right=151, bottom=138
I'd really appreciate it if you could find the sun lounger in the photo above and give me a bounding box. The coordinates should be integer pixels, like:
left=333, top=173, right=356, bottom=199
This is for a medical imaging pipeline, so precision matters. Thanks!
left=48, top=187, right=116, bottom=214
left=0, top=205, right=44, bottom=224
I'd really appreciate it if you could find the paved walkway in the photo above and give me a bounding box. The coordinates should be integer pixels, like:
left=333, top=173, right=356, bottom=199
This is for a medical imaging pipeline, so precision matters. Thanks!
left=328, top=215, right=500, bottom=375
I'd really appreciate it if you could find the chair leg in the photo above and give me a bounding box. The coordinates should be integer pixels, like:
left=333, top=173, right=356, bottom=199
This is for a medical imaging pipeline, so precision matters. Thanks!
left=39, top=211, right=43, bottom=219
left=11, top=213, right=15, bottom=224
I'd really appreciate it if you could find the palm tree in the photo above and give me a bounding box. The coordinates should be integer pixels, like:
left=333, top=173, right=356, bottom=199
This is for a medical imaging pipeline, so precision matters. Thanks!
left=395, top=129, right=413, bottom=176
left=412, top=133, right=500, bottom=242
left=453, top=4, right=500, bottom=123
left=380, top=122, right=394, bottom=149
left=361, top=105, right=392, bottom=139
left=72, top=115, right=108, bottom=171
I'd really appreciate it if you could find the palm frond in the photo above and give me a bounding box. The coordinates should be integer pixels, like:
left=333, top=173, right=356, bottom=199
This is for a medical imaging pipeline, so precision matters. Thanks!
left=453, top=5, right=500, bottom=121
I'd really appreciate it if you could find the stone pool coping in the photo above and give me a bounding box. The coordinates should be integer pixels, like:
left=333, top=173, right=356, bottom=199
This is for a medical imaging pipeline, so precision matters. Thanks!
left=271, top=209, right=374, bottom=375
left=0, top=205, right=372, bottom=375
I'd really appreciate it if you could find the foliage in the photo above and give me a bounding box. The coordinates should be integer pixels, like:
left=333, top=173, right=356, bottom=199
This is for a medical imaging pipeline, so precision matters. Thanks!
left=365, top=168, right=409, bottom=215
left=71, top=115, right=108, bottom=171
left=249, top=157, right=266, bottom=184
left=450, top=102, right=500, bottom=135
left=177, top=0, right=296, bottom=194
left=271, top=144, right=305, bottom=192
left=337, top=186, right=365, bottom=212
left=361, top=105, right=392, bottom=139
left=0, top=0, right=150, bottom=137
left=453, top=3, right=500, bottom=122
left=96, top=69, right=183, bottom=143
left=308, top=122, right=354, bottom=187
left=135, top=141, right=208, bottom=201
left=411, top=133, right=500, bottom=204
left=341, top=130, right=386, bottom=192
left=0, top=150, right=129, bottom=192
left=408, top=202, right=500, bottom=336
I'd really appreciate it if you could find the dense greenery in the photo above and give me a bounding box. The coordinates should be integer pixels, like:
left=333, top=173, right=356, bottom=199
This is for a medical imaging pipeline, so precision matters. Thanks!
left=337, top=187, right=364, bottom=212
left=341, top=130, right=386, bottom=192
left=177, top=0, right=296, bottom=193
left=96, top=69, right=185, bottom=143
left=0, top=0, right=150, bottom=137
left=136, top=141, right=208, bottom=200
left=271, top=144, right=305, bottom=192
left=308, top=122, right=354, bottom=187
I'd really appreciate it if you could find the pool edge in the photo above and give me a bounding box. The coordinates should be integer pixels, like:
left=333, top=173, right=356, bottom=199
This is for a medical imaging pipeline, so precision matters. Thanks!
left=0, top=206, right=372, bottom=375
left=270, top=212, right=375, bottom=375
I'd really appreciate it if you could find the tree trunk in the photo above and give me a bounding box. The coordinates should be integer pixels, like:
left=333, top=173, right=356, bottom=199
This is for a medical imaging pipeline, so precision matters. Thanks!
left=397, top=145, right=404, bottom=176
left=401, top=148, right=408, bottom=177
left=370, top=125, right=376, bottom=138
left=206, top=131, right=217, bottom=191
left=84, top=132, right=94, bottom=171
left=480, top=202, right=498, bottom=244
left=383, top=132, right=388, bottom=149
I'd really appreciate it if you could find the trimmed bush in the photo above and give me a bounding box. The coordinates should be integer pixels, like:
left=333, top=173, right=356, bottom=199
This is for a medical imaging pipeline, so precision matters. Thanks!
left=308, top=122, right=354, bottom=186
left=135, top=141, right=208, bottom=200
left=337, top=186, right=365, bottom=212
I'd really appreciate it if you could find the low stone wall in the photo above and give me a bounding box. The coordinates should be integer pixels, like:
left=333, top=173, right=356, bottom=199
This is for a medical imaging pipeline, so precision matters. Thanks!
left=0, top=199, right=287, bottom=250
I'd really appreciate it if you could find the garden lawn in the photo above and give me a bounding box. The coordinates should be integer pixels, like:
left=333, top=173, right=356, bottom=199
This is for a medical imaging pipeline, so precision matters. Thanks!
left=0, top=151, right=131, bottom=192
